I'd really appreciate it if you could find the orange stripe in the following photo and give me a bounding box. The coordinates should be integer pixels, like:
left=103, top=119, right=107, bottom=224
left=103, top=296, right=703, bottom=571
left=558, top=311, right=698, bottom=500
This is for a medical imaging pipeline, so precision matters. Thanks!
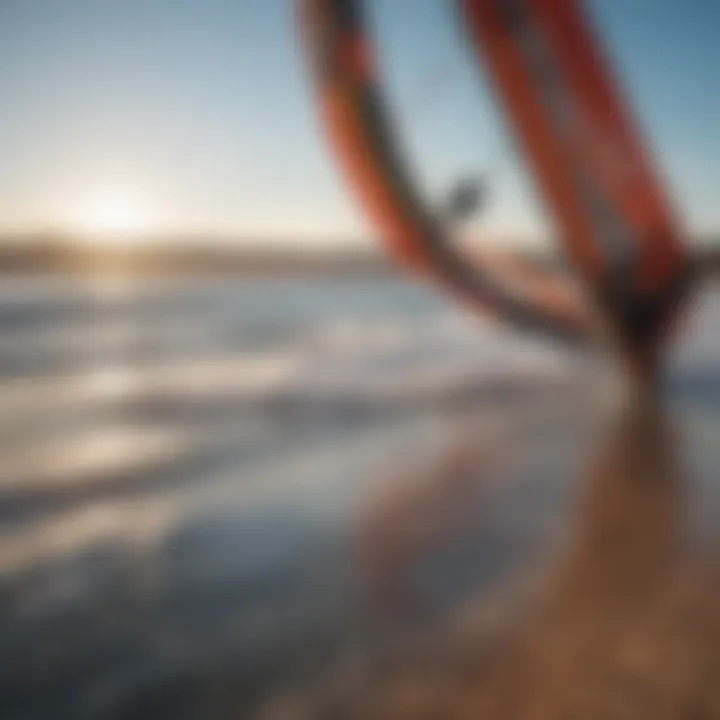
left=531, top=0, right=682, bottom=290
left=343, top=35, right=374, bottom=80
left=462, top=0, right=604, bottom=278
left=321, top=89, right=429, bottom=271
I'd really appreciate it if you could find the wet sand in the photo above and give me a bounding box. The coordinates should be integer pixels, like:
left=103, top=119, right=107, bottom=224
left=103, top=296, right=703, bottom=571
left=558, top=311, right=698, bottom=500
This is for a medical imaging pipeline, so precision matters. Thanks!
left=268, top=399, right=720, bottom=720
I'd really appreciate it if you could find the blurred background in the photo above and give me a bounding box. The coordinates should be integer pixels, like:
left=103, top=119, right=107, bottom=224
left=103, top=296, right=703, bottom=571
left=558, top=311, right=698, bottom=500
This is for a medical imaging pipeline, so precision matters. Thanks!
left=0, top=1, right=719, bottom=718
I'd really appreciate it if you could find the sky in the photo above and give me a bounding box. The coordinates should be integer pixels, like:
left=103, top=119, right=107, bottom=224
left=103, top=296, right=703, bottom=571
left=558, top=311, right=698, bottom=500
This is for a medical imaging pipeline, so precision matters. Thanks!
left=0, top=0, right=717, bottom=247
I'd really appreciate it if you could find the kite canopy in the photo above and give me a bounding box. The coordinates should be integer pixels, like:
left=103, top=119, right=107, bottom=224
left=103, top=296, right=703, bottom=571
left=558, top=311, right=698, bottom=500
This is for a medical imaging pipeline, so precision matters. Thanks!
left=298, top=0, right=691, bottom=375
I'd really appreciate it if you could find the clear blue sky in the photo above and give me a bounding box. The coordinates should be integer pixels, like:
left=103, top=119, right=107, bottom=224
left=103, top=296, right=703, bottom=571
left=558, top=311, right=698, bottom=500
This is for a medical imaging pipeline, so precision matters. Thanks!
left=0, top=0, right=717, bottom=246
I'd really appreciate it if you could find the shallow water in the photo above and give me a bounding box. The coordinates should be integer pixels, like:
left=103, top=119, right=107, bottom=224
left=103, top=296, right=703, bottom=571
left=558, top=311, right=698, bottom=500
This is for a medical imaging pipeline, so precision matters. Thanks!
left=0, top=275, right=718, bottom=719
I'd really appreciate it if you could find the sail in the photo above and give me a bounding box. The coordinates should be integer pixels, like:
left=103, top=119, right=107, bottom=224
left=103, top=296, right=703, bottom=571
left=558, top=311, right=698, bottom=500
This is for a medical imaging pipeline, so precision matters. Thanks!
left=458, top=0, right=691, bottom=363
left=298, top=0, right=692, bottom=373
left=298, top=0, right=592, bottom=344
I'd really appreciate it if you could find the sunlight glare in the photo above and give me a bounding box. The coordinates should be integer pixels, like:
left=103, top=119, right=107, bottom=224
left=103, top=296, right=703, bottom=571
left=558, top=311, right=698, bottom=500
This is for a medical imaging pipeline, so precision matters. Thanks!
left=68, top=185, right=158, bottom=240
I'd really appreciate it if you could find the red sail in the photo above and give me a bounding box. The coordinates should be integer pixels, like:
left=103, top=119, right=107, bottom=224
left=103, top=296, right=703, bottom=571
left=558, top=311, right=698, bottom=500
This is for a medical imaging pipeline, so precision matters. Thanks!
left=459, top=0, right=691, bottom=369
left=298, top=0, right=691, bottom=377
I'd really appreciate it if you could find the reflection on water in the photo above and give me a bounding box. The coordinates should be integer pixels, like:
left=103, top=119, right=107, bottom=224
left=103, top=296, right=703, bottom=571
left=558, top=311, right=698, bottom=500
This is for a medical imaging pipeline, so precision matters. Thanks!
left=0, top=276, right=719, bottom=719
left=277, top=403, right=720, bottom=720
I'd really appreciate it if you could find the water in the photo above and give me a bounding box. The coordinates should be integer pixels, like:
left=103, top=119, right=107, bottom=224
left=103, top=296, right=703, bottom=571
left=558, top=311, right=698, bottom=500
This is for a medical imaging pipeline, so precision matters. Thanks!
left=0, top=275, right=718, bottom=719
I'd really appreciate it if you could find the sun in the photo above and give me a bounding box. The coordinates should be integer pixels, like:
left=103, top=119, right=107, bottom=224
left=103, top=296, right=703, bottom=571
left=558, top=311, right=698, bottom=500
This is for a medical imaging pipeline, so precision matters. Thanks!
left=68, top=185, right=158, bottom=240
